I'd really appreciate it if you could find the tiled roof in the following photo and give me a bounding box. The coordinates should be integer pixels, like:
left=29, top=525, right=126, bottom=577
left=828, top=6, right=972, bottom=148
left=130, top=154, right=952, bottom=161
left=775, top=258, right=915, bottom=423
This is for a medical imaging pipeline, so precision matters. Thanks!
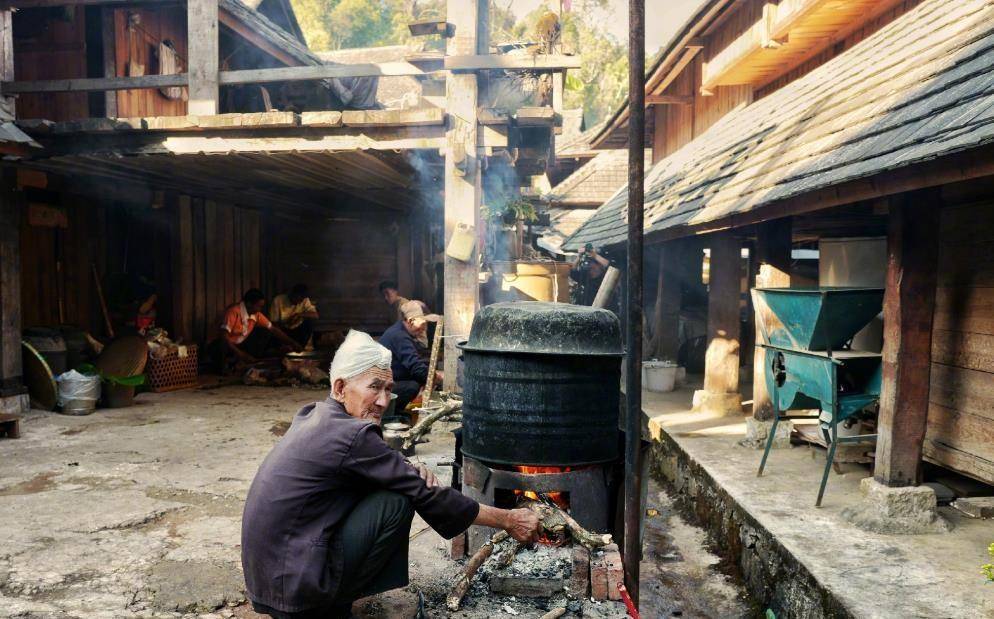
left=546, top=148, right=652, bottom=206
left=565, top=0, right=994, bottom=250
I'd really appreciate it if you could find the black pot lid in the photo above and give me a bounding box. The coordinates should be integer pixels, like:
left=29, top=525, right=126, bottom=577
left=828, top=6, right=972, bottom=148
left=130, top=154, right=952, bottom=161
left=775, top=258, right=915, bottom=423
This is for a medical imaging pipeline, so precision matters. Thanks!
left=459, top=301, right=623, bottom=356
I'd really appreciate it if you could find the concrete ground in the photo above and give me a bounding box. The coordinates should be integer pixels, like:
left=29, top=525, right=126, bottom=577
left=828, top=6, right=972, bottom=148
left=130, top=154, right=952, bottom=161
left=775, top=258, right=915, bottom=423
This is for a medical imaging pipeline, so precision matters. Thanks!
left=0, top=385, right=750, bottom=619
left=642, top=381, right=994, bottom=618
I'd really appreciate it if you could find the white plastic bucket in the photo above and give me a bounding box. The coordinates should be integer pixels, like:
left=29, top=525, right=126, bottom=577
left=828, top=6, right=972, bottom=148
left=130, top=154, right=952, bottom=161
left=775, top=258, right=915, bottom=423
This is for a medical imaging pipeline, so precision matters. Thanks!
left=643, top=361, right=678, bottom=393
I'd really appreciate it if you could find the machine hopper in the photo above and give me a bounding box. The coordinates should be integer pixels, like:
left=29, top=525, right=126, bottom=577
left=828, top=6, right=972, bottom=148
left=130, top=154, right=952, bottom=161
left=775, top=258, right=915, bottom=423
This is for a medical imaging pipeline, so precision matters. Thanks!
left=752, top=287, right=884, bottom=351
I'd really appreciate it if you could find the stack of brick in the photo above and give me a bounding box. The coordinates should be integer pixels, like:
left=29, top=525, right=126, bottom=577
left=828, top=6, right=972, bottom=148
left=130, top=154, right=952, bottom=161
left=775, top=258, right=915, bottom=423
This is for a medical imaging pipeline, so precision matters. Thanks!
left=589, top=543, right=623, bottom=601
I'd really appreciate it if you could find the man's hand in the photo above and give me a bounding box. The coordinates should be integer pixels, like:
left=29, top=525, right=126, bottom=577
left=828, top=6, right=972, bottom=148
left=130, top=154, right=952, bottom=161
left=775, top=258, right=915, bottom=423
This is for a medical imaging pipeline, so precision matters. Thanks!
left=412, top=461, right=439, bottom=488
left=503, top=508, right=542, bottom=544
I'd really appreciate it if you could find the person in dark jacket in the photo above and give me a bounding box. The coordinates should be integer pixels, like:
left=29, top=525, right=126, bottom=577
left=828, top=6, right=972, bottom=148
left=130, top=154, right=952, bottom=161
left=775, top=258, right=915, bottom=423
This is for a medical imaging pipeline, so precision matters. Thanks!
left=377, top=300, right=442, bottom=413
left=241, top=330, right=539, bottom=619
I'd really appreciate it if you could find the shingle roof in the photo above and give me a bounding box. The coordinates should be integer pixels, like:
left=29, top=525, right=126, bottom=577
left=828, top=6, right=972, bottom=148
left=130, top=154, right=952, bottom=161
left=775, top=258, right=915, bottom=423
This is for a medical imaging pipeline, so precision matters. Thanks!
left=546, top=148, right=651, bottom=207
left=565, top=0, right=994, bottom=251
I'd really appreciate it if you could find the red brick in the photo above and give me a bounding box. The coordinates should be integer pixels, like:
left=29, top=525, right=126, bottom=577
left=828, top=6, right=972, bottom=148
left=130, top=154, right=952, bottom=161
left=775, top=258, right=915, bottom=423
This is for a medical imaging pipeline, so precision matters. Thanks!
left=602, top=543, right=623, bottom=601
left=449, top=532, right=467, bottom=559
left=590, top=554, right=609, bottom=600
left=569, top=545, right=590, bottom=599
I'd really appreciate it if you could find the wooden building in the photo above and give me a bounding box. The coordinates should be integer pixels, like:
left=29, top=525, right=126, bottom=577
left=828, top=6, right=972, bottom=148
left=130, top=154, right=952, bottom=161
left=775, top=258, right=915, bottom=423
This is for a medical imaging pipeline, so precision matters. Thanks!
left=565, top=0, right=994, bottom=490
left=0, top=0, right=579, bottom=416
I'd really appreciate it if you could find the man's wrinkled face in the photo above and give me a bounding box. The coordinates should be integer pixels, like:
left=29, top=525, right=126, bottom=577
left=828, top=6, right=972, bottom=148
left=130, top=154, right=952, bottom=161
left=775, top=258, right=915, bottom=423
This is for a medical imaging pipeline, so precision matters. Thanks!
left=332, top=367, right=394, bottom=424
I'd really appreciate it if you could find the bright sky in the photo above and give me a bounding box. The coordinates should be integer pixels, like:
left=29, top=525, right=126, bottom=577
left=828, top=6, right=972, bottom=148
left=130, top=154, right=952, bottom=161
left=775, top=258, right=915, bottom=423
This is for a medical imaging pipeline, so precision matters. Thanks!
left=504, top=0, right=705, bottom=54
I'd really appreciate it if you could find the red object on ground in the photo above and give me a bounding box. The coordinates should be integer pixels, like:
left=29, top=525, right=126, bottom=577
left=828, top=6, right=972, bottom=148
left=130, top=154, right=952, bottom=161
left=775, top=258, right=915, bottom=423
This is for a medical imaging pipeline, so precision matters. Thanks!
left=617, top=582, right=640, bottom=618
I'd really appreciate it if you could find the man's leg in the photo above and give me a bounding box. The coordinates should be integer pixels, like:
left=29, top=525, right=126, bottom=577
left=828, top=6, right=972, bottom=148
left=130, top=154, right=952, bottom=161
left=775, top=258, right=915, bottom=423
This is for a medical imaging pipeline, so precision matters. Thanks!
left=240, top=327, right=273, bottom=358
left=334, top=490, right=415, bottom=604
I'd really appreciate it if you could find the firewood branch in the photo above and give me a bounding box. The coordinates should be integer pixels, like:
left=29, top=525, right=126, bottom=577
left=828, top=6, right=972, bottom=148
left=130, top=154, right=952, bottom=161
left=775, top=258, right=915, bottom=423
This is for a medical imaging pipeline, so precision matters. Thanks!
left=525, top=500, right=613, bottom=549
left=446, top=530, right=508, bottom=611
left=401, top=397, right=461, bottom=451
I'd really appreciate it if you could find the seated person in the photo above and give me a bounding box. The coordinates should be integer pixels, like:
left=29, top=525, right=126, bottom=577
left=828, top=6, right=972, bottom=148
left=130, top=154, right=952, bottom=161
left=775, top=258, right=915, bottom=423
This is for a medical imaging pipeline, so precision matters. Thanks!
left=378, top=280, right=409, bottom=323
left=271, top=284, right=319, bottom=348
left=212, top=288, right=301, bottom=372
left=377, top=301, right=442, bottom=413
left=241, top=330, right=540, bottom=619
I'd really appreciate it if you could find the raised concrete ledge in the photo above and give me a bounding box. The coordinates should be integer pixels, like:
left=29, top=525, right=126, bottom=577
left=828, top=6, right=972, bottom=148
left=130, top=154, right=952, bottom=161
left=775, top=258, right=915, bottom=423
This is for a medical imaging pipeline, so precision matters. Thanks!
left=641, top=384, right=994, bottom=619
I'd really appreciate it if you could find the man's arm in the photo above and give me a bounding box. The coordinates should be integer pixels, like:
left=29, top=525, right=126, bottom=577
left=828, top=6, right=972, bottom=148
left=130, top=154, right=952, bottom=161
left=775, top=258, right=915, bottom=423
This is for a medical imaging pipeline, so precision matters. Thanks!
left=222, top=330, right=255, bottom=363
left=590, top=249, right=610, bottom=268
left=474, top=504, right=541, bottom=544
left=270, top=324, right=303, bottom=351
left=346, top=426, right=540, bottom=541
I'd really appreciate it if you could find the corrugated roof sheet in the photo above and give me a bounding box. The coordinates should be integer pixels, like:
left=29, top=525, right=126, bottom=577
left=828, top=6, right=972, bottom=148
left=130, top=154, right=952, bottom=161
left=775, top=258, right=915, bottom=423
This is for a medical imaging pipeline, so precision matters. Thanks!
left=565, top=0, right=994, bottom=250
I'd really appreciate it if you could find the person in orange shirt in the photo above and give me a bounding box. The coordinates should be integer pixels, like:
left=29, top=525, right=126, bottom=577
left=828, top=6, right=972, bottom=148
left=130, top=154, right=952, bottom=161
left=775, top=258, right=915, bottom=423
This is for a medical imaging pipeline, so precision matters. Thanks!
left=216, top=289, right=301, bottom=371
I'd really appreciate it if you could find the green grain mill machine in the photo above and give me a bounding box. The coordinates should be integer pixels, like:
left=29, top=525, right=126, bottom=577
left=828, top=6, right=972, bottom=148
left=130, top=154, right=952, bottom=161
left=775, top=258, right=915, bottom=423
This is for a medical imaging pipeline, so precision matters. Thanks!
left=753, top=287, right=885, bottom=506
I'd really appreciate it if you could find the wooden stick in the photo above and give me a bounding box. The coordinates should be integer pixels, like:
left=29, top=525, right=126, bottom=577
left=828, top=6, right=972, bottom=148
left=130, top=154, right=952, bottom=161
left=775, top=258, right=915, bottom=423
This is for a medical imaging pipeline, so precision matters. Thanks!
left=446, top=530, right=508, bottom=611
left=92, top=263, right=114, bottom=338
left=540, top=608, right=567, bottom=619
left=525, top=501, right=613, bottom=549
left=401, top=398, right=461, bottom=451
left=422, top=316, right=443, bottom=406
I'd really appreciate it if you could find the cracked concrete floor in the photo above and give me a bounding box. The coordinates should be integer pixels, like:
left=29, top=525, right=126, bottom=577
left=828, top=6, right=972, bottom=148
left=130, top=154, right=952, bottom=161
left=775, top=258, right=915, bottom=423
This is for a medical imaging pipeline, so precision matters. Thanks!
left=0, top=386, right=324, bottom=619
left=0, top=386, right=750, bottom=619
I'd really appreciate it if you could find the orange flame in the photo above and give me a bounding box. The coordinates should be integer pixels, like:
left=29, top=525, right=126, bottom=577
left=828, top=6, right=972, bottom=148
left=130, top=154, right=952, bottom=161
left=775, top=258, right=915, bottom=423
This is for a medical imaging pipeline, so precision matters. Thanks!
left=511, top=465, right=572, bottom=545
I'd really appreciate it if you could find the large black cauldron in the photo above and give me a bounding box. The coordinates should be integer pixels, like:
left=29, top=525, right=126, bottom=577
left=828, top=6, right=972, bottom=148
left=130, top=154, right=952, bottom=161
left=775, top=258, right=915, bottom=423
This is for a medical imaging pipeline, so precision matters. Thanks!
left=459, top=302, right=622, bottom=467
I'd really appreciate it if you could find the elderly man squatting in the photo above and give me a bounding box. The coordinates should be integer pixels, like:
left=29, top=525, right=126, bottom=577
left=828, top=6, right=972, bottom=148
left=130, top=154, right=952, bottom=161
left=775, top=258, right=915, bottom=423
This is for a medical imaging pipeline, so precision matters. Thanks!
left=241, top=330, right=541, bottom=619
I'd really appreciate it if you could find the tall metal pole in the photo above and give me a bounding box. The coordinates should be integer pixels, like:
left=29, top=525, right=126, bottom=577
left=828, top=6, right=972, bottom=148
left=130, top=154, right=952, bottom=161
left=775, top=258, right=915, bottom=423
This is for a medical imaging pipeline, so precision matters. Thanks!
left=623, top=0, right=645, bottom=605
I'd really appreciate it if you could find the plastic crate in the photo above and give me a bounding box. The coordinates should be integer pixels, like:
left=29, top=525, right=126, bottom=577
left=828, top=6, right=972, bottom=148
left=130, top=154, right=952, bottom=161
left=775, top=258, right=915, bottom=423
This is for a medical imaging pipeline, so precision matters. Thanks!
left=146, top=345, right=199, bottom=392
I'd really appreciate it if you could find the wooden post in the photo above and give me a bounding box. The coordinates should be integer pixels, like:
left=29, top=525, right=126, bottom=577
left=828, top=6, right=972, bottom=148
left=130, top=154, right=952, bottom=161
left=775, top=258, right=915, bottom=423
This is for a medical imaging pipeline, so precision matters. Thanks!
left=695, top=231, right=742, bottom=415
left=874, top=194, right=939, bottom=487
left=649, top=241, right=682, bottom=362
left=187, top=0, right=219, bottom=115
left=442, top=0, right=486, bottom=390
left=0, top=8, right=14, bottom=119
left=101, top=7, right=117, bottom=118
left=0, top=169, right=27, bottom=415
left=173, top=195, right=195, bottom=342
left=751, top=218, right=791, bottom=420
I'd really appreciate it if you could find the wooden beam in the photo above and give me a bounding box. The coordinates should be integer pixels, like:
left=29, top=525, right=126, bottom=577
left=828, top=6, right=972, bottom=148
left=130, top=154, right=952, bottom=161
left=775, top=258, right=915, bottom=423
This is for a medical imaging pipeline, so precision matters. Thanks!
left=1, top=73, right=188, bottom=95
left=751, top=218, right=791, bottom=421
left=188, top=0, right=219, bottom=115
left=874, top=193, right=939, bottom=487
left=646, top=94, right=693, bottom=105
left=442, top=0, right=485, bottom=391
left=0, top=0, right=173, bottom=7
left=444, top=53, right=580, bottom=72
left=173, top=195, right=195, bottom=342
left=217, top=10, right=302, bottom=68
left=647, top=45, right=701, bottom=97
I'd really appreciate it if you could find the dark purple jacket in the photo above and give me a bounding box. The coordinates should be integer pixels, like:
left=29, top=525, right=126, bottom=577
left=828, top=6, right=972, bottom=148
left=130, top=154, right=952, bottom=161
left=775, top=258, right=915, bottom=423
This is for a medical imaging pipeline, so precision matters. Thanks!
left=241, top=398, right=479, bottom=612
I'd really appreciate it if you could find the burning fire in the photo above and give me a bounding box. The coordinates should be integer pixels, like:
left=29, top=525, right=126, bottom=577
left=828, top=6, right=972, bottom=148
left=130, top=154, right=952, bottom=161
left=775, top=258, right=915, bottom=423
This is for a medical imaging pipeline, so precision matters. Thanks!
left=513, top=465, right=571, bottom=508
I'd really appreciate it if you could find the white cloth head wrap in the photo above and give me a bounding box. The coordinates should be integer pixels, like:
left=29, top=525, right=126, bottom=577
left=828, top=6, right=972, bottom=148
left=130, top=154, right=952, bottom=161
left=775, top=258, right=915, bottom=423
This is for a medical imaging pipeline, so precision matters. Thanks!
left=329, top=330, right=392, bottom=383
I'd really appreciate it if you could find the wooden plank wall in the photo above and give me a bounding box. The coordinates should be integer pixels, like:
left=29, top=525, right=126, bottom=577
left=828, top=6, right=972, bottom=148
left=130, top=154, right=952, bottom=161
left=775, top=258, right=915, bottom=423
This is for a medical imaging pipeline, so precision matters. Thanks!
left=273, top=214, right=405, bottom=334
left=13, top=8, right=89, bottom=121
left=924, top=201, right=994, bottom=484
left=172, top=198, right=262, bottom=345
left=112, top=6, right=188, bottom=118
left=19, top=197, right=103, bottom=330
